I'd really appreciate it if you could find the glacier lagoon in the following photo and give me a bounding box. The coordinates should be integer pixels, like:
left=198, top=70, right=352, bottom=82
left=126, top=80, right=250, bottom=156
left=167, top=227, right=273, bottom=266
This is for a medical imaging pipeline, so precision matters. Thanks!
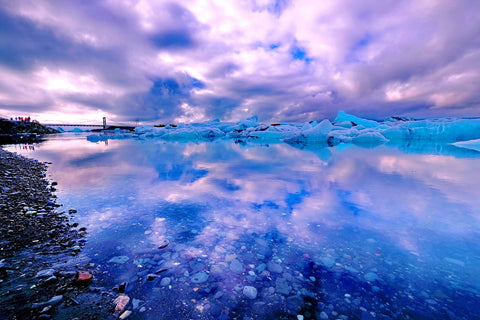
left=6, top=116, right=480, bottom=320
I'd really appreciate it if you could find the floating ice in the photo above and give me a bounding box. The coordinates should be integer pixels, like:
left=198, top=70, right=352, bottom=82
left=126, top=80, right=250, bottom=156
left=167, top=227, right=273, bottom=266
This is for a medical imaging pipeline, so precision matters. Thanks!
left=86, top=112, right=480, bottom=151
left=335, top=111, right=380, bottom=128
left=452, top=139, right=480, bottom=152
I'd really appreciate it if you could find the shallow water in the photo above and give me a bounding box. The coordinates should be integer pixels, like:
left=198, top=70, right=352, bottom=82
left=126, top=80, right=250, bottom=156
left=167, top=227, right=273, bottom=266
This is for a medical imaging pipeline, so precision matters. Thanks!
left=7, top=134, right=480, bottom=319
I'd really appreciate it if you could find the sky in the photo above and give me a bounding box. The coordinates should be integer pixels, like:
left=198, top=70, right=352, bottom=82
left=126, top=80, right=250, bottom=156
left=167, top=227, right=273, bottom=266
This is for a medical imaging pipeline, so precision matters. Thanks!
left=0, top=0, right=479, bottom=124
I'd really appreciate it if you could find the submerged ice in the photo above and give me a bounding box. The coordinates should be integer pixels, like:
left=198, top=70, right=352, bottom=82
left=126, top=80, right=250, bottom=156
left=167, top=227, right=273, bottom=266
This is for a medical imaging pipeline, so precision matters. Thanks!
left=87, top=112, right=480, bottom=150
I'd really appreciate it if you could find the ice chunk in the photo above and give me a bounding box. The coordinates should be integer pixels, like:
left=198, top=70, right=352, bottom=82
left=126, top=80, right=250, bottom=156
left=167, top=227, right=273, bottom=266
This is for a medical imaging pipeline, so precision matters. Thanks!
left=334, top=111, right=379, bottom=128
left=161, top=126, right=225, bottom=140
left=452, top=139, right=480, bottom=152
left=333, top=121, right=353, bottom=129
left=352, top=132, right=388, bottom=146
left=249, top=124, right=301, bottom=140
left=237, top=116, right=259, bottom=129
left=70, top=127, right=87, bottom=132
left=382, top=118, right=480, bottom=142
left=301, top=119, right=333, bottom=141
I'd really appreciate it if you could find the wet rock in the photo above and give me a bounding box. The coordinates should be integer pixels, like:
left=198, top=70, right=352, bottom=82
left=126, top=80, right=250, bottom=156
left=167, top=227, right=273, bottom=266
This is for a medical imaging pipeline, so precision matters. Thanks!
left=160, top=277, right=171, bottom=286
left=36, top=268, right=56, bottom=278
left=113, top=295, right=130, bottom=316
left=147, top=274, right=158, bottom=281
left=243, top=286, right=258, bottom=299
left=230, top=259, right=243, bottom=273
left=275, top=277, right=291, bottom=295
left=132, top=298, right=141, bottom=310
left=155, top=268, right=168, bottom=274
left=364, top=272, right=379, bottom=282
left=32, top=295, right=63, bottom=309
left=119, top=310, right=132, bottom=319
left=158, top=239, right=169, bottom=249
left=191, top=271, right=209, bottom=283
left=75, top=270, right=93, bottom=285
left=268, top=261, right=283, bottom=273
left=108, top=255, right=129, bottom=264
left=320, top=311, right=329, bottom=319
left=320, top=257, right=335, bottom=268
left=42, top=276, right=58, bottom=285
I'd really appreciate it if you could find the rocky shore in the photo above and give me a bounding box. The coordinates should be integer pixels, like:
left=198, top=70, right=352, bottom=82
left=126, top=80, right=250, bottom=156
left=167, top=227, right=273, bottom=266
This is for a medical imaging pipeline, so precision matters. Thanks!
left=0, top=119, right=59, bottom=145
left=0, top=147, right=111, bottom=319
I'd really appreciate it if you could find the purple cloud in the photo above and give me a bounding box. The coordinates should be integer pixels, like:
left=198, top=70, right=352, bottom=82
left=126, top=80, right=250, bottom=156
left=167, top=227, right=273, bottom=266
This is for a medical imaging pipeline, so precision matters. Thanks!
left=0, top=0, right=479, bottom=123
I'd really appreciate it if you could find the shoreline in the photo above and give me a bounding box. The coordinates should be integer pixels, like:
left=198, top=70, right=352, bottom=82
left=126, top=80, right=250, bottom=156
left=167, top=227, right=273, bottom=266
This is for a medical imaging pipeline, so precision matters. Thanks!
left=0, top=147, right=111, bottom=319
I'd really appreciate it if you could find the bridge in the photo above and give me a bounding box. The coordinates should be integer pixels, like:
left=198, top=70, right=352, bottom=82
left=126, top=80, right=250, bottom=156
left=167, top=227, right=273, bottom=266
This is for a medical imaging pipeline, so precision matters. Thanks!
left=43, top=117, right=138, bottom=131
left=43, top=124, right=105, bottom=127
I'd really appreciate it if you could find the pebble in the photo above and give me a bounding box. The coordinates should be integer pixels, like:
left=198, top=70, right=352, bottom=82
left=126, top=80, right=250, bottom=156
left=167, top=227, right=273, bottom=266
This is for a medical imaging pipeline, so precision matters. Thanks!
left=158, top=239, right=169, bottom=249
left=75, top=270, right=93, bottom=283
left=108, top=256, right=129, bottom=264
left=320, top=311, right=329, bottom=319
left=119, top=310, right=132, bottom=319
left=275, top=277, right=291, bottom=295
left=230, top=259, right=243, bottom=273
left=191, top=271, right=209, bottom=283
left=364, top=272, right=379, bottom=282
left=320, top=257, right=335, bottom=268
left=32, top=295, right=63, bottom=309
left=267, top=261, right=283, bottom=273
left=132, top=298, right=141, bottom=310
left=160, top=277, right=171, bottom=286
left=36, top=269, right=56, bottom=278
left=243, top=286, right=258, bottom=299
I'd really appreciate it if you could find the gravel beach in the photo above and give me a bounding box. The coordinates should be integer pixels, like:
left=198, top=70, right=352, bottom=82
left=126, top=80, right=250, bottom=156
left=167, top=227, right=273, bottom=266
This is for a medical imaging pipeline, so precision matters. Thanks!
left=0, top=147, right=112, bottom=319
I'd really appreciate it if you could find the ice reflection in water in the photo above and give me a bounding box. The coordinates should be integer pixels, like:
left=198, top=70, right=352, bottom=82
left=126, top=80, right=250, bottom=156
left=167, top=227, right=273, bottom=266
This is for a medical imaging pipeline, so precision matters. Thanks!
left=7, top=135, right=480, bottom=319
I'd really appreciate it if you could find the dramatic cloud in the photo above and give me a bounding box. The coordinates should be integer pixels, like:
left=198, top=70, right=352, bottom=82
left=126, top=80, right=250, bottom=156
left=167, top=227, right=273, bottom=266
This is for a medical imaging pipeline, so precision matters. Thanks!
left=0, top=0, right=479, bottom=124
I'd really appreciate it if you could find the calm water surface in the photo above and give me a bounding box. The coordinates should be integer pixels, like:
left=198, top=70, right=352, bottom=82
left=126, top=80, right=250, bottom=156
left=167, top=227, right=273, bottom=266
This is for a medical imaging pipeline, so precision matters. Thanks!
left=7, top=134, right=480, bottom=319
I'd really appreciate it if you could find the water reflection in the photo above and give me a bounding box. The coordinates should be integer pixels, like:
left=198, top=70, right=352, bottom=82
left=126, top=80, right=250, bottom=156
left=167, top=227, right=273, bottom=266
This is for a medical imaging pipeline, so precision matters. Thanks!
left=6, top=136, right=480, bottom=319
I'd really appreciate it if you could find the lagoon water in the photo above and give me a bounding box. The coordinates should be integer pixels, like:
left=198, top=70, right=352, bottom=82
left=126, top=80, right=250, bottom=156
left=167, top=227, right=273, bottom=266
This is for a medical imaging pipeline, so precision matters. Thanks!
left=7, top=133, right=480, bottom=319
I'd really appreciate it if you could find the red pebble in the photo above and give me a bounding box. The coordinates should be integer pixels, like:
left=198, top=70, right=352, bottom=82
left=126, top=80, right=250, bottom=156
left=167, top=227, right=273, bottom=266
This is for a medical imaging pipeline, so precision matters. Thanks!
left=76, top=271, right=93, bottom=282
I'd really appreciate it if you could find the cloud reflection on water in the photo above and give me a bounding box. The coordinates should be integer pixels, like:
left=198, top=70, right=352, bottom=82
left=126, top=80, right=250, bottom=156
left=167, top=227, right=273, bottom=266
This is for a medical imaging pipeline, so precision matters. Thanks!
left=7, top=136, right=480, bottom=290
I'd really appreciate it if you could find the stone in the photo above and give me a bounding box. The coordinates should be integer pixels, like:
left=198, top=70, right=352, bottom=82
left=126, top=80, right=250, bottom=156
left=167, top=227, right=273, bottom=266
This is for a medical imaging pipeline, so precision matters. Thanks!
left=275, top=277, right=291, bottom=295
left=132, top=298, right=141, bottom=310
left=160, top=277, right=171, bottom=286
left=230, top=259, right=243, bottom=273
left=108, top=256, right=129, bottom=264
left=364, top=272, right=379, bottom=282
left=119, top=310, right=132, bottom=319
left=36, top=269, right=56, bottom=278
left=158, top=239, right=169, bottom=249
left=113, top=295, right=130, bottom=316
left=320, top=257, right=335, bottom=268
left=32, top=295, right=63, bottom=309
left=43, top=276, right=58, bottom=285
left=191, top=271, right=209, bottom=283
left=75, top=271, right=93, bottom=283
left=267, top=261, right=283, bottom=273
left=320, top=311, right=329, bottom=319
left=243, top=286, right=258, bottom=299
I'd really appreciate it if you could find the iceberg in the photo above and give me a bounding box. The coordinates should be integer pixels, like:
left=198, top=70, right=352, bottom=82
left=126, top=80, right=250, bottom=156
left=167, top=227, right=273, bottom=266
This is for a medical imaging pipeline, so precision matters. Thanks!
left=84, top=111, right=480, bottom=157
left=352, top=132, right=388, bottom=146
left=452, top=139, right=480, bottom=152
left=334, top=111, right=380, bottom=128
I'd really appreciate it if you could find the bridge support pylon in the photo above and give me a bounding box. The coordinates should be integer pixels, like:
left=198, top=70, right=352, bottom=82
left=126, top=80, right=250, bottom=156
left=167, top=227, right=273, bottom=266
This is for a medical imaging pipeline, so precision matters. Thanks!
left=103, top=117, right=106, bottom=130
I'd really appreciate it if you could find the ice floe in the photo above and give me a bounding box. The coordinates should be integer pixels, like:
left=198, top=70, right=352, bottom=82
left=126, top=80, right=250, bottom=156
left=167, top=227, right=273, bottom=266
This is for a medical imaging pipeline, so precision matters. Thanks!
left=86, top=111, right=480, bottom=150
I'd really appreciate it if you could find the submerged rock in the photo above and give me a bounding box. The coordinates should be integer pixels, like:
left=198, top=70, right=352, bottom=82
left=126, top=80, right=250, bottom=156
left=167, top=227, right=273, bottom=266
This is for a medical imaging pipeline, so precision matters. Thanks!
left=191, top=271, right=209, bottom=283
left=243, top=286, right=258, bottom=299
left=108, top=256, right=129, bottom=264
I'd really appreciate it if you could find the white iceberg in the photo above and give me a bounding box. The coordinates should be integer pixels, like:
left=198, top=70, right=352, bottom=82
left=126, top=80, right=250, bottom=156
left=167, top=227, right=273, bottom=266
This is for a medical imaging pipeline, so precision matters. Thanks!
left=452, top=139, right=480, bottom=152
left=352, top=132, right=389, bottom=146
left=335, top=111, right=380, bottom=128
